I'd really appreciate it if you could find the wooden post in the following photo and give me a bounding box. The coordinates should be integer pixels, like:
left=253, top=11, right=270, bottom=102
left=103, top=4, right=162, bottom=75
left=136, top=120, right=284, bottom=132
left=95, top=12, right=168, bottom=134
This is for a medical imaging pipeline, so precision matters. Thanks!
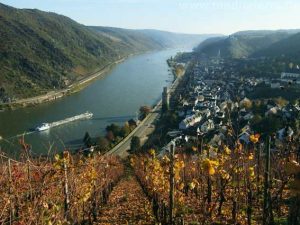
left=207, top=146, right=212, bottom=205
left=263, top=136, right=273, bottom=225
left=27, top=160, right=32, bottom=199
left=256, top=144, right=261, bottom=195
left=169, top=143, right=175, bottom=225
left=8, top=159, right=14, bottom=225
left=92, top=161, right=97, bottom=222
left=200, top=135, right=203, bottom=154
left=63, top=160, right=70, bottom=221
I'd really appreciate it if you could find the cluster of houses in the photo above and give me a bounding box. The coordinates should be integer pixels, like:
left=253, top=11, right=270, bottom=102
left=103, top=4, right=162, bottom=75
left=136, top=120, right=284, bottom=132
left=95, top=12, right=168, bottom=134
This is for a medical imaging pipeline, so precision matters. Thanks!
left=163, top=60, right=300, bottom=152
left=266, top=69, right=300, bottom=89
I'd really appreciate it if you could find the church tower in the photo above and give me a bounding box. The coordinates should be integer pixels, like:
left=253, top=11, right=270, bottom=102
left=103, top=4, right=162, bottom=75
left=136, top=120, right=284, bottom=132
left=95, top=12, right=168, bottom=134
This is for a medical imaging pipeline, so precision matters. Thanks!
left=162, top=87, right=169, bottom=112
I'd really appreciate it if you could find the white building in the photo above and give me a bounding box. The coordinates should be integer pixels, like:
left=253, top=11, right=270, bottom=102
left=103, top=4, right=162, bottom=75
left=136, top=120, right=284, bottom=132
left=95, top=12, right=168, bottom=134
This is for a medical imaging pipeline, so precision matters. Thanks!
left=179, top=112, right=202, bottom=130
left=271, top=81, right=280, bottom=89
left=281, top=72, right=300, bottom=79
left=200, top=119, right=215, bottom=133
left=281, top=72, right=300, bottom=84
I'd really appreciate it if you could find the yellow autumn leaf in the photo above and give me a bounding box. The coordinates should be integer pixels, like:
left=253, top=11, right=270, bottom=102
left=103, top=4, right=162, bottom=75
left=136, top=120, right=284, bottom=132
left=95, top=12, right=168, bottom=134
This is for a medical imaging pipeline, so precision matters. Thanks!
left=202, top=159, right=216, bottom=175
left=224, top=146, right=231, bottom=155
left=54, top=154, right=60, bottom=161
left=209, top=166, right=215, bottom=175
left=189, top=182, right=196, bottom=190
left=192, top=179, right=199, bottom=186
left=149, top=149, right=156, bottom=157
left=130, top=157, right=135, bottom=166
left=210, top=160, right=219, bottom=166
left=178, top=195, right=184, bottom=204
left=162, top=155, right=170, bottom=163
left=249, top=167, right=255, bottom=177
left=91, top=169, right=97, bottom=180
left=248, top=153, right=254, bottom=160
left=175, top=160, right=185, bottom=169
left=250, top=134, right=260, bottom=143
left=220, top=169, right=230, bottom=180
left=178, top=182, right=185, bottom=190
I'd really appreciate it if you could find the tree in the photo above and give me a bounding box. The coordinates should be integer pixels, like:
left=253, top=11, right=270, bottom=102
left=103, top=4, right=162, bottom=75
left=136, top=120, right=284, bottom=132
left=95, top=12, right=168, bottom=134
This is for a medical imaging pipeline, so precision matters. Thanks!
left=106, top=123, right=121, bottom=137
left=128, top=119, right=137, bottom=127
left=275, top=97, right=288, bottom=108
left=130, top=136, right=141, bottom=153
left=240, top=98, right=252, bottom=109
left=162, top=111, right=179, bottom=128
left=106, top=130, right=115, bottom=142
left=98, top=137, right=110, bottom=153
left=252, top=116, right=282, bottom=134
left=120, top=122, right=131, bottom=138
left=139, top=106, right=152, bottom=120
left=83, top=132, right=92, bottom=147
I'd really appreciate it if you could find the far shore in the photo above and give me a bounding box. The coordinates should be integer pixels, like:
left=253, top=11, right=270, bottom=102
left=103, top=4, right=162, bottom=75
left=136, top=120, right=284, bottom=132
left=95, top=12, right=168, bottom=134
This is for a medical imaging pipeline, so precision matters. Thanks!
left=0, top=54, right=133, bottom=111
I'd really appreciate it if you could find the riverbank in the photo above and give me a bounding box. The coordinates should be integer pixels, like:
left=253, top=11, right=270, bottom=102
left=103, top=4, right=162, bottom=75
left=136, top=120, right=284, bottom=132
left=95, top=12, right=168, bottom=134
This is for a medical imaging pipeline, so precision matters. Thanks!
left=167, top=58, right=186, bottom=79
left=0, top=55, right=131, bottom=111
left=105, top=73, right=183, bottom=158
left=0, top=48, right=182, bottom=154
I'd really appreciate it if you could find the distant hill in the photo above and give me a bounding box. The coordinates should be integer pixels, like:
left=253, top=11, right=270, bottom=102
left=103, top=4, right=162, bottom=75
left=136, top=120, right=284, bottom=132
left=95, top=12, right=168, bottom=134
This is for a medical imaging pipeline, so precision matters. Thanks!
left=0, top=3, right=213, bottom=102
left=88, top=26, right=165, bottom=53
left=194, top=30, right=300, bottom=58
left=133, top=29, right=220, bottom=49
left=253, top=32, right=300, bottom=61
left=89, top=27, right=220, bottom=49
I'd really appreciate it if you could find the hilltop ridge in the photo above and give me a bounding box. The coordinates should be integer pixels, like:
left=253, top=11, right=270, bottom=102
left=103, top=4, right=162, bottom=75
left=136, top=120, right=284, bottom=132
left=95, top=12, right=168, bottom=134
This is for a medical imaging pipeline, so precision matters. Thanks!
left=194, top=29, right=300, bottom=59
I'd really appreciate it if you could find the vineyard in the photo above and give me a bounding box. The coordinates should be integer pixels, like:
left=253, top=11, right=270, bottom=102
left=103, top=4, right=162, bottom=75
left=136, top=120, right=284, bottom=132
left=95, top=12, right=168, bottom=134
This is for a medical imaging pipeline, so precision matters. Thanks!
left=131, top=136, right=300, bottom=225
left=0, top=135, right=299, bottom=224
left=0, top=150, right=124, bottom=224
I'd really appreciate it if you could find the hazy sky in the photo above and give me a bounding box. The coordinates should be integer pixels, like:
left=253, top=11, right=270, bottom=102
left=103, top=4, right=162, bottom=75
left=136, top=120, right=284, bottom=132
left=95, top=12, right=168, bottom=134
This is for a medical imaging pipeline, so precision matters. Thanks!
left=2, top=0, right=300, bottom=34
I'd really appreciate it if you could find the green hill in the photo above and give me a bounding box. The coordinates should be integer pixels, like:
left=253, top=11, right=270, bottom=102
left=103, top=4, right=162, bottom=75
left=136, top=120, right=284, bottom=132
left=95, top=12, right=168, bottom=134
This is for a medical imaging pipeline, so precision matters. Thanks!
left=253, top=32, right=300, bottom=61
left=0, top=3, right=213, bottom=102
left=194, top=30, right=299, bottom=58
left=88, top=26, right=165, bottom=53
left=0, top=3, right=137, bottom=101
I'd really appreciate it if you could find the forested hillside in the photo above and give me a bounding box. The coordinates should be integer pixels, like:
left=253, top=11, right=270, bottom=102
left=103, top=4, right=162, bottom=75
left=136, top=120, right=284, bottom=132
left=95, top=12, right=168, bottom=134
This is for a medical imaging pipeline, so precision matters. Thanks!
left=253, top=32, right=300, bottom=61
left=0, top=3, right=133, bottom=100
left=194, top=30, right=300, bottom=58
left=0, top=3, right=212, bottom=102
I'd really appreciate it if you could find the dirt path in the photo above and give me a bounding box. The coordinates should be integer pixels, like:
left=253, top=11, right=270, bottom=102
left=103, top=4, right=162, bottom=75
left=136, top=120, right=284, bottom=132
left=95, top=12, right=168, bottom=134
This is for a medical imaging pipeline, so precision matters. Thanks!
left=95, top=166, right=155, bottom=225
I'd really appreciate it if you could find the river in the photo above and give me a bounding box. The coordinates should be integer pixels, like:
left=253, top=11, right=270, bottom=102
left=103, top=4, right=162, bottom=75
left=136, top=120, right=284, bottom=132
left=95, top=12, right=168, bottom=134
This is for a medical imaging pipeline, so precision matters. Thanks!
left=0, top=48, right=187, bottom=156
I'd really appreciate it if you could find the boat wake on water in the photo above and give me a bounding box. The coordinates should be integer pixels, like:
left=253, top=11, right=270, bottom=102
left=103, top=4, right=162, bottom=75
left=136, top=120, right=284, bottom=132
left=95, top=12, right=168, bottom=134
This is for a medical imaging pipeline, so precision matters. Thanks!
left=35, top=111, right=93, bottom=132
left=1, top=112, right=93, bottom=141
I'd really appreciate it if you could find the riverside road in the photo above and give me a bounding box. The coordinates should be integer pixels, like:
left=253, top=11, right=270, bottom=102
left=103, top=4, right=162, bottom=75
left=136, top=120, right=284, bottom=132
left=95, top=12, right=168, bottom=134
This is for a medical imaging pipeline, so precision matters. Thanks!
left=106, top=76, right=181, bottom=158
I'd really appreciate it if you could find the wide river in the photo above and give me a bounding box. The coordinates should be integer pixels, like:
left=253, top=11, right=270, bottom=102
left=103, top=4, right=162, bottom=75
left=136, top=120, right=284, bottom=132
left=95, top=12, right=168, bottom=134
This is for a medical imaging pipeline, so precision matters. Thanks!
left=0, top=48, right=187, bottom=156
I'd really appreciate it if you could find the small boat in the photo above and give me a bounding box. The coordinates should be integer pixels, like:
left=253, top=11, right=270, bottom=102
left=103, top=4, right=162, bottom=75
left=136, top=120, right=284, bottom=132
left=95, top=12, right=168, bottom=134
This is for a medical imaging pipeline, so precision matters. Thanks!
left=36, top=123, right=50, bottom=132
